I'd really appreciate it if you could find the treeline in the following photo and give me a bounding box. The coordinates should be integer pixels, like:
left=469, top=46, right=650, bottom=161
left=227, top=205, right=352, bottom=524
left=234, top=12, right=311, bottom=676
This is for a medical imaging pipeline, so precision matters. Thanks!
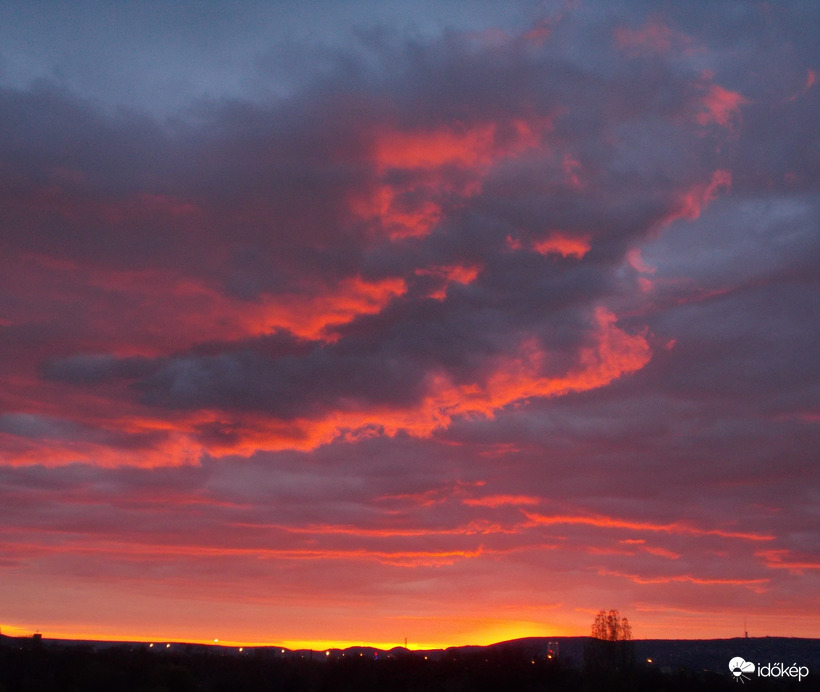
left=0, top=641, right=812, bottom=691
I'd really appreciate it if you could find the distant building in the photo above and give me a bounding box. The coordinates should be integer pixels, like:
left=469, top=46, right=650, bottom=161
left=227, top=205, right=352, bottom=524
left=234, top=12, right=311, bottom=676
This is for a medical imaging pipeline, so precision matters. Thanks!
left=547, top=641, right=559, bottom=661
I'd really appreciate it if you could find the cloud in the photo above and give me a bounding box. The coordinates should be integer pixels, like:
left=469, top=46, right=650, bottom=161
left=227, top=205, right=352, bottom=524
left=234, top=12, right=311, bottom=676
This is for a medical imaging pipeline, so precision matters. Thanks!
left=3, top=21, right=750, bottom=461
left=695, top=84, right=747, bottom=127
left=0, top=0, right=818, bottom=642
left=614, top=17, right=691, bottom=55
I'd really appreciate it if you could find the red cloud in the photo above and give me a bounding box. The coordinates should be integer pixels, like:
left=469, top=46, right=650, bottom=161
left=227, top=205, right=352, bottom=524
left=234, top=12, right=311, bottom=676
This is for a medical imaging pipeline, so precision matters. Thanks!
left=361, top=306, right=651, bottom=439
left=462, top=495, right=540, bottom=508
left=523, top=511, right=774, bottom=542
left=245, top=275, right=407, bottom=341
left=374, top=125, right=498, bottom=170
left=533, top=232, right=591, bottom=259
left=0, top=303, right=653, bottom=467
left=352, top=118, right=551, bottom=239
left=696, top=84, right=748, bottom=127
left=415, top=263, right=481, bottom=300
left=599, top=569, right=769, bottom=590
left=756, top=549, right=820, bottom=573
left=657, top=169, right=732, bottom=231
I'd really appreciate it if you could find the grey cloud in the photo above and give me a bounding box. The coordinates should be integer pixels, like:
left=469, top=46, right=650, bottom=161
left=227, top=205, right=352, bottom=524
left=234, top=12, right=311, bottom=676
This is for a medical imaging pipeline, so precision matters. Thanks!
left=42, top=353, right=155, bottom=384
left=0, top=412, right=167, bottom=451
left=9, top=9, right=812, bottom=429
left=0, top=413, right=81, bottom=440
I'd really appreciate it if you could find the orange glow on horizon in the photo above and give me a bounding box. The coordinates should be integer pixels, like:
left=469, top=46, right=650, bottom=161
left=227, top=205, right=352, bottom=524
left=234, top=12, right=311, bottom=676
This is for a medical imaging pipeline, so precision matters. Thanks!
left=0, top=621, right=574, bottom=652
left=7, top=612, right=814, bottom=648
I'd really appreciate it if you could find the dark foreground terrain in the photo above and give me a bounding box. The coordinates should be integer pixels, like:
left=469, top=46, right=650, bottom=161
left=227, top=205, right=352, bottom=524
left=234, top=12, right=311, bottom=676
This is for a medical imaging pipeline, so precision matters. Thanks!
left=1, top=635, right=817, bottom=691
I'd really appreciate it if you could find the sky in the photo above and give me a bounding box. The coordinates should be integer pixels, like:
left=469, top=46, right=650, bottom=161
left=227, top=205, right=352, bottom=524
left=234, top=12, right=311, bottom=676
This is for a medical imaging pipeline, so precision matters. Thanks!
left=0, top=0, right=818, bottom=648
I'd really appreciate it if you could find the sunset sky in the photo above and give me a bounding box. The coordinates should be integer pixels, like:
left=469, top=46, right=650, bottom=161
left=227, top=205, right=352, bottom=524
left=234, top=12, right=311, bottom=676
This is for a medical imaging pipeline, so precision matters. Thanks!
left=1, top=1, right=818, bottom=648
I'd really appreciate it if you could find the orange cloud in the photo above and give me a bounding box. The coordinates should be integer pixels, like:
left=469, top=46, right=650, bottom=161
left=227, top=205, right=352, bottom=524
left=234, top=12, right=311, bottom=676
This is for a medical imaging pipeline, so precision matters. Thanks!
left=353, top=119, right=550, bottom=239
left=756, top=549, right=820, bottom=573
left=361, top=305, right=651, bottom=436
left=17, top=536, right=486, bottom=568
left=642, top=546, right=681, bottom=560
left=523, top=511, right=774, bottom=541
left=1, top=306, right=650, bottom=466
left=246, top=275, right=407, bottom=341
left=533, top=232, right=591, bottom=259
left=249, top=521, right=510, bottom=538
left=30, top=264, right=407, bottom=355
left=462, top=495, right=540, bottom=508
left=350, top=184, right=445, bottom=239
left=374, top=125, right=498, bottom=171
left=109, top=306, right=647, bottom=463
left=119, top=270, right=407, bottom=344
left=437, top=264, right=481, bottom=285
left=415, top=263, right=481, bottom=299
left=166, top=307, right=650, bottom=459
left=599, top=569, right=769, bottom=590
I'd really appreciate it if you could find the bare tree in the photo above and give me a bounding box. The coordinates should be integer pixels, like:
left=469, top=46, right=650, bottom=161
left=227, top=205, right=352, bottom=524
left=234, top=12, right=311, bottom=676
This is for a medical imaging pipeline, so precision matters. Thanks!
left=591, top=609, right=632, bottom=642
left=584, top=609, right=635, bottom=686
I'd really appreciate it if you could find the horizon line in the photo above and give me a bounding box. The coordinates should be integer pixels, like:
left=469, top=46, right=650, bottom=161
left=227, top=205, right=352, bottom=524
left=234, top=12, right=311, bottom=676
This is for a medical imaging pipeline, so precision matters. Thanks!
left=3, top=631, right=817, bottom=652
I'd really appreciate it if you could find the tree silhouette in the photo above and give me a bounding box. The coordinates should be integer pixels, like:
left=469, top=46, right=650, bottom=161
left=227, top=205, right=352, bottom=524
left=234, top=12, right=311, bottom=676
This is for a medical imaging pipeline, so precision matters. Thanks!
left=591, top=609, right=632, bottom=642
left=583, top=609, right=635, bottom=687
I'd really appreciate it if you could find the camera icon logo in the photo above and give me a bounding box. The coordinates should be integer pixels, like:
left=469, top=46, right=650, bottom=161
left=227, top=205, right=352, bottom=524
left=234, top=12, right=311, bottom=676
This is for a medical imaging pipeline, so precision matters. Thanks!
left=729, top=657, right=755, bottom=683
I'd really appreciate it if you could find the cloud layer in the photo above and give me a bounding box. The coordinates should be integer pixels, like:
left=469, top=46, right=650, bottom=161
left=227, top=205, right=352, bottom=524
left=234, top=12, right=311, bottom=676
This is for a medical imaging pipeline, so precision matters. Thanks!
left=0, top=0, right=818, bottom=644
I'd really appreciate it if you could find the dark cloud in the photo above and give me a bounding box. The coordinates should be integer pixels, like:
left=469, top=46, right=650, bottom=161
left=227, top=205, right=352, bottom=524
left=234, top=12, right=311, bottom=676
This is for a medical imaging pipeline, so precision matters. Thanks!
left=4, top=20, right=744, bottom=428
left=0, top=412, right=168, bottom=454
left=42, top=354, right=155, bottom=384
